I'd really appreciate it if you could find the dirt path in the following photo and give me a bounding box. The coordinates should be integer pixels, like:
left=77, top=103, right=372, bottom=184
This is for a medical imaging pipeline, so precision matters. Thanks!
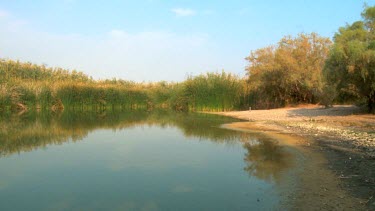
left=214, top=105, right=375, bottom=210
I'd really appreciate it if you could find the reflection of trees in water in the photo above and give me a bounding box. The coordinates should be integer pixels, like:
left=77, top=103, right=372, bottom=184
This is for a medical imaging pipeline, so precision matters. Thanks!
left=243, top=137, right=294, bottom=183
left=1, top=110, right=295, bottom=184
left=0, top=110, right=242, bottom=156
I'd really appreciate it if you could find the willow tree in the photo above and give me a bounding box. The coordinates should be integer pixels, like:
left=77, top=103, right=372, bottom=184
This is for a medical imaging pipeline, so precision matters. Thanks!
left=246, top=33, right=331, bottom=108
left=324, top=6, right=375, bottom=113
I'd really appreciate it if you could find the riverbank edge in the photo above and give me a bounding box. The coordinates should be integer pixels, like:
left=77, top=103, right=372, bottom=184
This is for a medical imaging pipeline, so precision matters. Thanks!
left=216, top=118, right=374, bottom=210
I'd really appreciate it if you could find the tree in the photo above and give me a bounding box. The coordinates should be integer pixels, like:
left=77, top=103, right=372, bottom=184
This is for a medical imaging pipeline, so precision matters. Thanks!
left=325, top=6, right=375, bottom=113
left=245, top=33, right=331, bottom=108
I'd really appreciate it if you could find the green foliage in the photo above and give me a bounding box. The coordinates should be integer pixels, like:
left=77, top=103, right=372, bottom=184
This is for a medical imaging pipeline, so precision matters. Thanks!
left=315, top=84, right=337, bottom=108
left=183, top=72, right=243, bottom=111
left=324, top=6, right=375, bottom=112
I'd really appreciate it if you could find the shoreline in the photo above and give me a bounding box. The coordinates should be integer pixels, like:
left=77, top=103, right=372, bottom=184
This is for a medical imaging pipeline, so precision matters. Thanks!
left=214, top=105, right=374, bottom=210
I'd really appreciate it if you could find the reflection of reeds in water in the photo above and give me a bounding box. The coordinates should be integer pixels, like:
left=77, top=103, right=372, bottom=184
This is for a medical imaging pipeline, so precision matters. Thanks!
left=0, top=117, right=89, bottom=156
left=0, top=110, right=243, bottom=156
left=0, top=110, right=295, bottom=185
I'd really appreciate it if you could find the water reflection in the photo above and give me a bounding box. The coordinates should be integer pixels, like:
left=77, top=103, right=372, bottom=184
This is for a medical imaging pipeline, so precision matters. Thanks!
left=0, top=110, right=294, bottom=184
left=242, top=137, right=294, bottom=183
left=0, top=110, right=239, bottom=156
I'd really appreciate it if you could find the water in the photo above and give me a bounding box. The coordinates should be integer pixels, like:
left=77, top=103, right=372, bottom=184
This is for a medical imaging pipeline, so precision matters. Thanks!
left=0, top=110, right=295, bottom=211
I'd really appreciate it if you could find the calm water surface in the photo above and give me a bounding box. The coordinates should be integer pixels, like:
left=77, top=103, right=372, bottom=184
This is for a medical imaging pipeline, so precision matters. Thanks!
left=0, top=111, right=295, bottom=210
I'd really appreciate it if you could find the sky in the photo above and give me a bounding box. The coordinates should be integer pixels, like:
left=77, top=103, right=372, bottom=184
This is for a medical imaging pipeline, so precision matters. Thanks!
left=1, top=0, right=374, bottom=82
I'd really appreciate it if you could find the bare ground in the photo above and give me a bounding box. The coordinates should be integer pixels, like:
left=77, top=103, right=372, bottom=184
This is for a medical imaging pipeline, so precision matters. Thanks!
left=214, top=105, right=375, bottom=210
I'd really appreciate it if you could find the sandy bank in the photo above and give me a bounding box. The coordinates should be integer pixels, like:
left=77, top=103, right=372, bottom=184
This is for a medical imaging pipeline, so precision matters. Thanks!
left=214, top=105, right=375, bottom=210
left=215, top=105, right=375, bottom=156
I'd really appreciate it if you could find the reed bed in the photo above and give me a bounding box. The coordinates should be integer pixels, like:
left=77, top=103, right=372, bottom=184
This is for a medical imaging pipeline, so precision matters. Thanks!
left=0, top=59, right=245, bottom=112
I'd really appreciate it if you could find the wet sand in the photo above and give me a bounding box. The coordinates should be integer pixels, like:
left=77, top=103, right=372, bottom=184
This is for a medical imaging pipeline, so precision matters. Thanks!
left=214, top=105, right=375, bottom=210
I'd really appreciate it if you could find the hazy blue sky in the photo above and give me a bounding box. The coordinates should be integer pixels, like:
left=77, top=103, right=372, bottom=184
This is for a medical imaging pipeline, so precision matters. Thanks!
left=1, top=0, right=374, bottom=82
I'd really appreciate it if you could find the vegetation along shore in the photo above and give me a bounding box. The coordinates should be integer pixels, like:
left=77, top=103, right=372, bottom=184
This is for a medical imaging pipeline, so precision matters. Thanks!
left=1, top=6, right=375, bottom=114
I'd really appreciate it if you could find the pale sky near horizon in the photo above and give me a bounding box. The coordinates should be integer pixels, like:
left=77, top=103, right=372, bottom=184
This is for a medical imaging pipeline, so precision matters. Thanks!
left=1, top=0, right=374, bottom=82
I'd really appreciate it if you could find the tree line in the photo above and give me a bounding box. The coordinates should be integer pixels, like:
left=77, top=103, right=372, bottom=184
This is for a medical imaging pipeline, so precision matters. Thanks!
left=245, top=6, right=375, bottom=113
left=1, top=6, right=374, bottom=113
